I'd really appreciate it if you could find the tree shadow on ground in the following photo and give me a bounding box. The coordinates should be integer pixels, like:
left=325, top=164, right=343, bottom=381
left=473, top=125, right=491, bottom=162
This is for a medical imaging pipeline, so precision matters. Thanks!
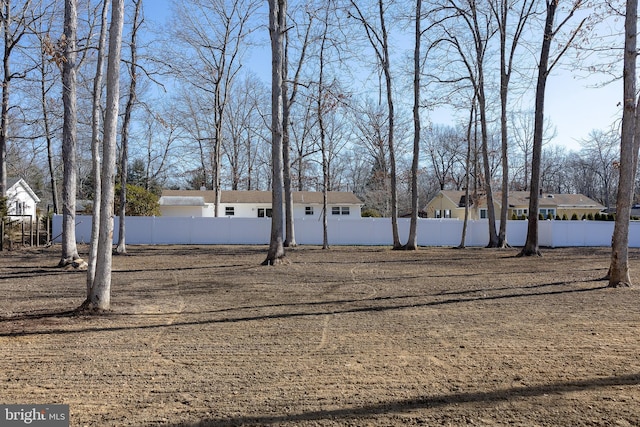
left=174, top=373, right=640, bottom=426
left=0, top=281, right=608, bottom=337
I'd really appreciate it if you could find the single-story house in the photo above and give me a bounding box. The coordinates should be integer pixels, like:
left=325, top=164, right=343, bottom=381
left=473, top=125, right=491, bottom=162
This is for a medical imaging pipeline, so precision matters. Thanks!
left=159, top=190, right=363, bottom=219
left=5, top=178, right=41, bottom=222
left=425, top=190, right=605, bottom=220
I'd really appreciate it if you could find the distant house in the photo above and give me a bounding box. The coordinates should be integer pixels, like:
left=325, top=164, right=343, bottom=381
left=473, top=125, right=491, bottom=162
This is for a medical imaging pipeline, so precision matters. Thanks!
left=425, top=190, right=605, bottom=220
left=5, top=178, right=41, bottom=222
left=159, top=190, right=363, bottom=220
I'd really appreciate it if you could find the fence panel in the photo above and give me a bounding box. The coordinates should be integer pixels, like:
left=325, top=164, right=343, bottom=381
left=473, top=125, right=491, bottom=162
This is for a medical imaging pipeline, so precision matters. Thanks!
left=52, top=215, right=633, bottom=247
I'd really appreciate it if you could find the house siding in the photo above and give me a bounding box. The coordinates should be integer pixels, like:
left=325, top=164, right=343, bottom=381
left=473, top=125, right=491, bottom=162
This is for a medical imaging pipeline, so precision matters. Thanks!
left=426, top=190, right=604, bottom=220
left=6, top=179, right=40, bottom=222
left=160, top=190, right=362, bottom=219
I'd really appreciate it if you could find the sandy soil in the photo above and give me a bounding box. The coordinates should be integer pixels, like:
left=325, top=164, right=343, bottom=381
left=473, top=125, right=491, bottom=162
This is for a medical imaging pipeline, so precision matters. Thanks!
left=1, top=244, right=640, bottom=426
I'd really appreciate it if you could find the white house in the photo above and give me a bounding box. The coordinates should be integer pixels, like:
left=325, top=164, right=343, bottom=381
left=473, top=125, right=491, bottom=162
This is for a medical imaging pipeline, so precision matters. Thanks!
left=159, top=190, right=363, bottom=220
left=6, top=178, right=41, bottom=222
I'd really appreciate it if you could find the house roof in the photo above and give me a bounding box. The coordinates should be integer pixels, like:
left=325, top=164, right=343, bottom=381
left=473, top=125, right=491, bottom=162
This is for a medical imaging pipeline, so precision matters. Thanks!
left=7, top=177, right=41, bottom=203
left=433, top=190, right=604, bottom=210
left=159, top=196, right=205, bottom=206
left=161, top=190, right=362, bottom=206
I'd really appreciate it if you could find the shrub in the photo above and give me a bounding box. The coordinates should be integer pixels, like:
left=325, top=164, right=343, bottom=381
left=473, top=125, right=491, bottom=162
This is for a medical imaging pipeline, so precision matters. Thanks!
left=594, top=213, right=601, bottom=220
left=562, top=214, right=568, bottom=220
left=115, top=184, right=161, bottom=216
left=361, top=208, right=382, bottom=218
left=547, top=213, right=554, bottom=220
left=538, top=213, right=544, bottom=220
left=512, top=213, right=517, bottom=220
left=587, top=213, right=594, bottom=220
left=571, top=213, right=578, bottom=220
left=608, top=213, right=616, bottom=221
left=555, top=215, right=561, bottom=220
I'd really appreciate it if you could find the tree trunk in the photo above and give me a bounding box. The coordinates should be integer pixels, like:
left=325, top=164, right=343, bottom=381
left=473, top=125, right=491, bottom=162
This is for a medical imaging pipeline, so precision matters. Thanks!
left=40, top=44, right=59, bottom=215
left=0, top=0, right=11, bottom=199
left=608, top=0, right=637, bottom=287
left=459, top=100, right=476, bottom=249
left=497, top=0, right=509, bottom=248
left=519, top=1, right=556, bottom=257
left=282, top=34, right=296, bottom=247
left=404, top=0, right=421, bottom=251
left=116, top=0, right=142, bottom=255
left=494, top=0, right=534, bottom=248
left=282, top=10, right=311, bottom=248
left=83, top=0, right=124, bottom=311
left=87, top=0, right=109, bottom=293
left=59, top=0, right=79, bottom=266
left=263, top=0, right=287, bottom=266
left=378, top=0, right=401, bottom=250
left=318, top=5, right=330, bottom=250
left=478, top=79, right=499, bottom=247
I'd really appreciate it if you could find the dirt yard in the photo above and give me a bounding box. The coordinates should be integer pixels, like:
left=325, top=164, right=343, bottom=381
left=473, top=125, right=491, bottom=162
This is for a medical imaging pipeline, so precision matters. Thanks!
left=1, top=244, right=640, bottom=426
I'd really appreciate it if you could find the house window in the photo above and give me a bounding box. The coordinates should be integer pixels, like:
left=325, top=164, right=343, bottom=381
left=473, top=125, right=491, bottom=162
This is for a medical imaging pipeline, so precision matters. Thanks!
left=539, top=208, right=556, bottom=218
left=514, top=208, right=528, bottom=217
left=258, top=208, right=272, bottom=218
left=480, top=208, right=487, bottom=219
left=16, top=201, right=26, bottom=215
left=225, top=206, right=235, bottom=216
left=305, top=206, right=314, bottom=216
left=435, top=209, right=450, bottom=218
left=332, top=206, right=350, bottom=215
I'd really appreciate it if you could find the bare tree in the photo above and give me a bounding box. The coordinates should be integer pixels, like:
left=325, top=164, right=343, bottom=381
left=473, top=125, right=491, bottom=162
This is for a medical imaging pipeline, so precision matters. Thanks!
left=59, top=0, right=80, bottom=266
left=35, top=3, right=62, bottom=215
left=349, top=0, right=401, bottom=249
left=440, top=0, right=499, bottom=247
left=0, top=0, right=39, bottom=197
left=509, top=110, right=557, bottom=191
left=519, top=0, right=585, bottom=257
left=424, top=125, right=464, bottom=191
left=82, top=0, right=124, bottom=311
left=490, top=0, right=536, bottom=248
left=283, top=4, right=312, bottom=248
left=263, top=0, right=287, bottom=265
left=87, top=0, right=109, bottom=293
left=290, top=98, right=320, bottom=191
left=116, top=0, right=143, bottom=255
left=404, top=0, right=422, bottom=250
left=609, top=0, right=637, bottom=287
left=352, top=100, right=390, bottom=216
left=171, top=0, right=259, bottom=216
left=578, top=129, right=619, bottom=208
left=316, top=2, right=331, bottom=249
left=458, top=97, right=477, bottom=248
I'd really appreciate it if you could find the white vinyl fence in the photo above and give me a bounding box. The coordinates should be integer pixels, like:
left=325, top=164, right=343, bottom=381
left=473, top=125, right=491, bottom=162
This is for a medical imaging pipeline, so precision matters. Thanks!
left=52, top=215, right=640, bottom=247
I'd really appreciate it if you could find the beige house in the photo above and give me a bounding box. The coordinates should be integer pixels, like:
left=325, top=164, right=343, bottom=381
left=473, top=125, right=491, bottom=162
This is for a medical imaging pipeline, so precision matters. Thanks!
left=160, top=190, right=363, bottom=220
left=425, top=190, right=605, bottom=220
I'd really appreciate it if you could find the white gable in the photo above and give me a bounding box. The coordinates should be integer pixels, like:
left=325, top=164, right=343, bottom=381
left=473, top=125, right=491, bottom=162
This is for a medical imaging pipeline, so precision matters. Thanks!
left=6, top=178, right=40, bottom=221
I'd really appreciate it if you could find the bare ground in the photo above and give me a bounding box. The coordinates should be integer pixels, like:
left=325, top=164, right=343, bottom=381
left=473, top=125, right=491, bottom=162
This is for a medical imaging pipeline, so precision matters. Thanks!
left=1, top=245, right=640, bottom=426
